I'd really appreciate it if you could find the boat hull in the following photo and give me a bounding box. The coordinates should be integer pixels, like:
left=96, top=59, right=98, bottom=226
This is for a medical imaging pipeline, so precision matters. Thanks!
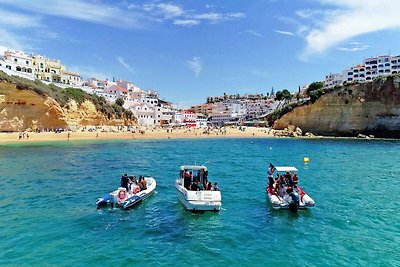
left=266, top=186, right=315, bottom=211
left=97, top=177, right=156, bottom=210
left=176, top=188, right=221, bottom=212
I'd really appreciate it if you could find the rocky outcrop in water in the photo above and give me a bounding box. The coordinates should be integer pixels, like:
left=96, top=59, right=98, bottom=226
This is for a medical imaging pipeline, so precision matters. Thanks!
left=273, top=76, right=400, bottom=138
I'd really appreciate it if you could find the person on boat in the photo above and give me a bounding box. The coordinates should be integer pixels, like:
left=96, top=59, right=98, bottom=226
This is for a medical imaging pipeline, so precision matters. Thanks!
left=141, top=177, right=147, bottom=190
left=278, top=182, right=286, bottom=197
left=268, top=164, right=275, bottom=176
left=203, top=171, right=208, bottom=189
left=184, top=171, right=192, bottom=190
left=292, top=173, right=299, bottom=188
left=198, top=181, right=204, bottom=190
left=213, top=182, right=220, bottom=191
left=206, top=181, right=213, bottom=190
left=284, top=172, right=292, bottom=183
left=121, top=173, right=130, bottom=191
left=268, top=177, right=275, bottom=191
left=191, top=181, right=199, bottom=191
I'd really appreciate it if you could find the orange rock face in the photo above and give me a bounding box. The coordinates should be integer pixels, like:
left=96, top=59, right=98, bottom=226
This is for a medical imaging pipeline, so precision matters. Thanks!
left=273, top=76, right=400, bottom=138
left=0, top=82, right=135, bottom=131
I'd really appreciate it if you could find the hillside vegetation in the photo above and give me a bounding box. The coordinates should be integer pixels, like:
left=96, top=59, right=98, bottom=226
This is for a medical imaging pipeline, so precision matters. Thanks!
left=0, top=71, right=136, bottom=131
left=0, top=71, right=134, bottom=121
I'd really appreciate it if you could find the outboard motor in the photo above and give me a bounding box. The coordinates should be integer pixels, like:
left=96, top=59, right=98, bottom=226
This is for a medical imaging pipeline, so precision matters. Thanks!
left=288, top=192, right=300, bottom=212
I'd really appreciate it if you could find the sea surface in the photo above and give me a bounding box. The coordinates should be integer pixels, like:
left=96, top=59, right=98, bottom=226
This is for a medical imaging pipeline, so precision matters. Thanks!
left=0, top=138, right=399, bottom=266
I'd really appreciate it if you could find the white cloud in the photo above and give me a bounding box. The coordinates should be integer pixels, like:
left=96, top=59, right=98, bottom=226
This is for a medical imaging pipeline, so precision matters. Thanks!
left=117, top=57, right=135, bottom=74
left=336, top=41, right=369, bottom=52
left=192, top=12, right=246, bottom=24
left=173, top=19, right=200, bottom=26
left=127, top=2, right=245, bottom=26
left=140, top=3, right=184, bottom=19
left=0, top=1, right=245, bottom=29
left=0, top=0, right=145, bottom=29
left=241, top=30, right=263, bottom=38
left=187, top=57, right=202, bottom=76
left=275, top=30, right=295, bottom=36
left=301, top=0, right=400, bottom=58
left=0, top=9, right=41, bottom=28
left=0, top=29, right=32, bottom=52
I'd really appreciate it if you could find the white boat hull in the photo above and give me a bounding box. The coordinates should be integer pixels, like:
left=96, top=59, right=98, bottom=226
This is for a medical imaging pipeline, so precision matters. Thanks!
left=175, top=182, right=221, bottom=212
left=266, top=186, right=315, bottom=210
left=97, top=177, right=156, bottom=210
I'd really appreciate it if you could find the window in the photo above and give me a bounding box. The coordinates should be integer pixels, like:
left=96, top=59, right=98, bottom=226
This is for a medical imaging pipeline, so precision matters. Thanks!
left=14, top=58, right=17, bottom=62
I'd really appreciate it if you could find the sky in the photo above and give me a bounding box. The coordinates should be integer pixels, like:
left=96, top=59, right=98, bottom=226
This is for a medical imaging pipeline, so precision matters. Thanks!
left=1, top=0, right=400, bottom=106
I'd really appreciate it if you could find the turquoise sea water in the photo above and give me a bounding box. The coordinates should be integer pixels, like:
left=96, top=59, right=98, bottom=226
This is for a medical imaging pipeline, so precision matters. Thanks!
left=0, top=138, right=399, bottom=266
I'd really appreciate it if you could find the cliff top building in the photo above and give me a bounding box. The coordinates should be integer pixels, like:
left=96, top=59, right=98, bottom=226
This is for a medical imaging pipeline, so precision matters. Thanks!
left=325, top=54, right=400, bottom=88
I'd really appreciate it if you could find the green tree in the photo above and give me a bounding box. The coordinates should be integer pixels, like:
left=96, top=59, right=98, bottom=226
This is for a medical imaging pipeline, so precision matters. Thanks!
left=275, top=90, right=283, bottom=101
left=281, top=89, right=291, bottom=100
left=115, top=97, right=124, bottom=106
left=307, top=81, right=324, bottom=94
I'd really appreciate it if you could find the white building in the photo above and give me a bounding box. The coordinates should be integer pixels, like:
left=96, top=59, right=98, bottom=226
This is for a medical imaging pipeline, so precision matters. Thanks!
left=195, top=114, right=207, bottom=127
left=325, top=54, right=400, bottom=87
left=61, top=71, right=83, bottom=87
left=0, top=49, right=35, bottom=79
left=209, top=111, right=233, bottom=125
left=324, top=73, right=344, bottom=88
left=244, top=99, right=275, bottom=118
left=131, top=103, right=155, bottom=126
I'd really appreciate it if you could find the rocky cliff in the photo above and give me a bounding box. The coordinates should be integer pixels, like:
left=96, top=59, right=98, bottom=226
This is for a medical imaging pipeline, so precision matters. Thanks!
left=0, top=81, right=135, bottom=132
left=273, top=76, right=400, bottom=138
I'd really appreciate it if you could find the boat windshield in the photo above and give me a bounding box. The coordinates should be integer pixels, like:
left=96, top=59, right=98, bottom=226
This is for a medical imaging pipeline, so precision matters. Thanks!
left=180, top=168, right=207, bottom=183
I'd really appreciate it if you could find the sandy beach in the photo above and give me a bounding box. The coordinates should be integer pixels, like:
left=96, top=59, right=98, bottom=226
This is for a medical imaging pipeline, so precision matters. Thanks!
left=0, top=126, right=275, bottom=143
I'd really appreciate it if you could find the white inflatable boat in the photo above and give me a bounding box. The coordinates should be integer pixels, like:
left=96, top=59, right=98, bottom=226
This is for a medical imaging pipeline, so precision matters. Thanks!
left=266, top=166, right=315, bottom=212
left=97, top=176, right=156, bottom=210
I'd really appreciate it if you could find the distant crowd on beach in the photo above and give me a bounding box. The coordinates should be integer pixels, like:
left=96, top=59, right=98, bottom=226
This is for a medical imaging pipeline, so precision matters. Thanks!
left=18, top=131, right=29, bottom=139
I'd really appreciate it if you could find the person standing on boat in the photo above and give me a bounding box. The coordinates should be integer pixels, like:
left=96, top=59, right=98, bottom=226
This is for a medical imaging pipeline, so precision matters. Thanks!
left=184, top=170, right=192, bottom=190
left=292, top=173, right=299, bottom=188
left=198, top=181, right=204, bottom=191
left=203, top=170, right=209, bottom=189
left=121, top=173, right=130, bottom=191
left=204, top=181, right=211, bottom=190
left=268, top=164, right=275, bottom=176
left=213, top=182, right=220, bottom=191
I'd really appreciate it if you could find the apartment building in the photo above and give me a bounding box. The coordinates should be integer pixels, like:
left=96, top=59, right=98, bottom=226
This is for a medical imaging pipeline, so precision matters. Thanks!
left=325, top=54, right=400, bottom=88
left=0, top=49, right=35, bottom=79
